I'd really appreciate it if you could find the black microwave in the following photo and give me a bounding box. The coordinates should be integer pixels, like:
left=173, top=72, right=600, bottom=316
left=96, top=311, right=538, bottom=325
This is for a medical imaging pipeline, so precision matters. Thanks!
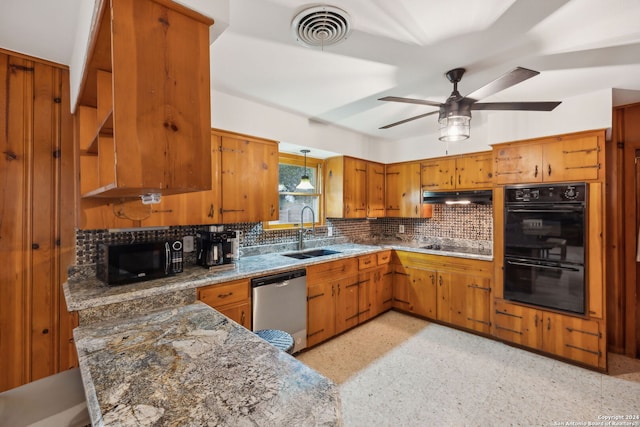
left=96, top=240, right=183, bottom=285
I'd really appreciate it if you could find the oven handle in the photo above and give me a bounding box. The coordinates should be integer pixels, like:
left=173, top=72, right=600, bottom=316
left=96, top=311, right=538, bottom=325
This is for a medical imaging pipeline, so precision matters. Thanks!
left=506, top=259, right=581, bottom=272
left=506, top=207, right=583, bottom=214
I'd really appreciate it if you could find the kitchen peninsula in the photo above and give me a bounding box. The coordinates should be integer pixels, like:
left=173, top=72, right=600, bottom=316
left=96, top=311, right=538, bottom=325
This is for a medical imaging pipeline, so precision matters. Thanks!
left=66, top=242, right=491, bottom=425
left=74, top=302, right=340, bottom=426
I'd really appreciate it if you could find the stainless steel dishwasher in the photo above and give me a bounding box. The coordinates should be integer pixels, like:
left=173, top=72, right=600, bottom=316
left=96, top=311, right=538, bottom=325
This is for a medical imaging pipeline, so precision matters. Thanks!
left=251, top=269, right=307, bottom=353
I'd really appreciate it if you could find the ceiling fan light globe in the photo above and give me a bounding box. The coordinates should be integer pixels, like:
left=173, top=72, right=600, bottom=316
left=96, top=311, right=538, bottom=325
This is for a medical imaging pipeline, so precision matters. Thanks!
left=439, top=115, right=470, bottom=142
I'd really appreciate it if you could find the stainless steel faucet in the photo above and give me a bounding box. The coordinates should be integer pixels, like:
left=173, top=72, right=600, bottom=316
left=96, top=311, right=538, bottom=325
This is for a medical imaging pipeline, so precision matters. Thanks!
left=298, top=205, right=315, bottom=251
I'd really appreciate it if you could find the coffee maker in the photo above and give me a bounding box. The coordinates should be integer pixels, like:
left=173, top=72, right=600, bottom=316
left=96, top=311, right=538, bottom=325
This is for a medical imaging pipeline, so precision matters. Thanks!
left=195, top=229, right=238, bottom=268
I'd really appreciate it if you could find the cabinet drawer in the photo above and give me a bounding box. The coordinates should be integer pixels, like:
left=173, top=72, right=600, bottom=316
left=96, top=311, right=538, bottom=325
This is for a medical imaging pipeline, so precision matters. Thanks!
left=198, top=279, right=250, bottom=308
left=358, top=254, right=377, bottom=270
left=307, top=258, right=358, bottom=284
left=377, top=250, right=391, bottom=265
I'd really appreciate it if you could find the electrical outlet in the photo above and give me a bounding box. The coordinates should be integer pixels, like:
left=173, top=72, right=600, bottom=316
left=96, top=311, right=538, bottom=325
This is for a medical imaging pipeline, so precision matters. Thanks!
left=327, top=226, right=333, bottom=237
left=399, top=224, right=405, bottom=234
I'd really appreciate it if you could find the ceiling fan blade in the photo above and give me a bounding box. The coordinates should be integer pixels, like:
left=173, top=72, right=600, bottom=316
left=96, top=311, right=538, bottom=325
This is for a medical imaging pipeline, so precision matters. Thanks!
left=471, top=101, right=561, bottom=111
left=379, top=96, right=441, bottom=107
left=465, top=67, right=540, bottom=101
left=379, top=110, right=439, bottom=129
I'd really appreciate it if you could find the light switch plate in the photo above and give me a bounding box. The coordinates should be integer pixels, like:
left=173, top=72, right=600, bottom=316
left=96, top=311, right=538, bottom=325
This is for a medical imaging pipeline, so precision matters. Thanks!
left=327, top=226, right=333, bottom=237
left=399, top=224, right=405, bottom=234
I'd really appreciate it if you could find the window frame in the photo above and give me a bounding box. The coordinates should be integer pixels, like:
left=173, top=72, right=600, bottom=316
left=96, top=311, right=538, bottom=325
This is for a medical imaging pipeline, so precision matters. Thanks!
left=263, top=152, right=325, bottom=230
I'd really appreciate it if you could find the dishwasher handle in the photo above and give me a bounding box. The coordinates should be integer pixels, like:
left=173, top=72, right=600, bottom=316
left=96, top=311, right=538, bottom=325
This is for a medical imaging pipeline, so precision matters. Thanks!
left=251, top=269, right=306, bottom=288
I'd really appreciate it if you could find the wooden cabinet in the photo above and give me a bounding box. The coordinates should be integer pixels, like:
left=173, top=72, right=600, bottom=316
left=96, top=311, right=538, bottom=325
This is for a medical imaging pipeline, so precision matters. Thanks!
left=198, top=279, right=252, bottom=329
left=385, top=162, right=423, bottom=218
left=0, top=52, right=77, bottom=392
left=421, top=151, right=493, bottom=191
left=421, top=158, right=456, bottom=190
left=455, top=151, right=494, bottom=189
left=367, top=161, right=386, bottom=217
left=493, top=299, right=606, bottom=369
left=357, top=251, right=393, bottom=321
left=493, top=130, right=604, bottom=184
left=142, top=129, right=279, bottom=226
left=325, top=156, right=385, bottom=218
left=76, top=0, right=213, bottom=199
left=306, top=257, right=359, bottom=347
left=393, top=251, right=492, bottom=334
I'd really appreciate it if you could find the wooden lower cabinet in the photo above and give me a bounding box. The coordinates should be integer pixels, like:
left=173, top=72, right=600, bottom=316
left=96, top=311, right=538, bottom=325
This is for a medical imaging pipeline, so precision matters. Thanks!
left=493, top=299, right=606, bottom=369
left=197, top=279, right=252, bottom=329
left=307, top=257, right=359, bottom=347
left=393, top=251, right=493, bottom=334
left=307, top=253, right=393, bottom=348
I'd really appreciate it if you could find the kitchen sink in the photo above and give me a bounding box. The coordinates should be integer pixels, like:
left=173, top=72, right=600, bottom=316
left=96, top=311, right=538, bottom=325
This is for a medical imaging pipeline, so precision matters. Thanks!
left=281, top=249, right=341, bottom=260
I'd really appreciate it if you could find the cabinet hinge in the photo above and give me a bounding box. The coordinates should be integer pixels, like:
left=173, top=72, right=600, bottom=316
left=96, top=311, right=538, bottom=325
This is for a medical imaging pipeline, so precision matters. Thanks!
left=9, top=64, right=34, bottom=73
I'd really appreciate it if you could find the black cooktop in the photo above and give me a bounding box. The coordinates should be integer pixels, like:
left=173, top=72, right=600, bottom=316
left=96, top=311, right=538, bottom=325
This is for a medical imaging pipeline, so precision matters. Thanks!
left=421, top=244, right=492, bottom=256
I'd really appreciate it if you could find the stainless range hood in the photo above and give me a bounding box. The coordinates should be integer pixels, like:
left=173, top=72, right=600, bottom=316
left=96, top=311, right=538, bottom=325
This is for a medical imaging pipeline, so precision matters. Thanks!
left=422, top=190, right=492, bottom=205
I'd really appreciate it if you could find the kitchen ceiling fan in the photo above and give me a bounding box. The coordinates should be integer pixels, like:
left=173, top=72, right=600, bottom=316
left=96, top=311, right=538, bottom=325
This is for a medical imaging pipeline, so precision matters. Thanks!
left=379, top=67, right=561, bottom=141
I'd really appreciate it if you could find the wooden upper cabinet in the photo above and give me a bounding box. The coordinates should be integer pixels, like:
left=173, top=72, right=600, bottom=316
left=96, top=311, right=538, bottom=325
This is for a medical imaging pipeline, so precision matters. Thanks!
left=220, top=133, right=279, bottom=223
left=421, top=151, right=493, bottom=191
left=325, top=156, right=384, bottom=218
left=456, top=151, right=493, bottom=189
left=77, top=0, right=214, bottom=198
left=385, top=162, right=422, bottom=218
left=542, top=134, right=601, bottom=182
left=493, top=130, right=604, bottom=184
left=421, top=158, right=456, bottom=190
left=366, top=161, right=386, bottom=217
left=142, top=129, right=278, bottom=226
left=493, top=144, right=542, bottom=184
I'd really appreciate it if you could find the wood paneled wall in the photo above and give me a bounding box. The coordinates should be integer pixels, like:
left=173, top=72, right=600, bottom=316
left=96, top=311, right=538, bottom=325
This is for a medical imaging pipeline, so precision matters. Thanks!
left=609, top=103, right=640, bottom=358
left=0, top=49, right=77, bottom=392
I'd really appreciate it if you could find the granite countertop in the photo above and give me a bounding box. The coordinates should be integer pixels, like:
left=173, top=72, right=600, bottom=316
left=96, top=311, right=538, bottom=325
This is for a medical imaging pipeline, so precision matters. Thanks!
left=64, top=242, right=493, bottom=312
left=74, top=302, right=342, bottom=426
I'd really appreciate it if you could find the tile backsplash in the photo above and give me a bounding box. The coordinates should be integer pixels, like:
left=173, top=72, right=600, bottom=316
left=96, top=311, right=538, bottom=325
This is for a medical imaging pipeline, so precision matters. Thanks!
left=74, top=204, right=492, bottom=266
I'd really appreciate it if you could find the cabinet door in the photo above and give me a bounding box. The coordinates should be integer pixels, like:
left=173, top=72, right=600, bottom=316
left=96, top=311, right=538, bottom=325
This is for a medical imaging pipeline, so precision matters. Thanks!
left=357, top=272, right=373, bottom=323
left=344, top=157, right=367, bottom=218
left=492, top=300, right=541, bottom=348
left=370, top=264, right=393, bottom=317
left=220, top=136, right=278, bottom=223
left=335, top=275, right=360, bottom=334
left=217, top=301, right=252, bottom=330
left=542, top=313, right=605, bottom=369
left=407, top=266, right=437, bottom=318
left=456, top=152, right=493, bottom=189
left=307, top=281, right=336, bottom=347
left=461, top=276, right=492, bottom=334
left=367, top=161, right=386, bottom=217
left=436, top=271, right=452, bottom=323
left=393, top=268, right=411, bottom=310
left=494, top=144, right=543, bottom=184
left=143, top=133, right=222, bottom=226
left=386, top=162, right=421, bottom=217
left=421, top=158, right=455, bottom=190
left=542, top=134, right=601, bottom=182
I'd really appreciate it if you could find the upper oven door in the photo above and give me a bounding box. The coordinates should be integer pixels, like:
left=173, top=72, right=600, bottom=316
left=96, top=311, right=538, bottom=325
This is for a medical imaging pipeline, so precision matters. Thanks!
left=504, top=203, right=585, bottom=264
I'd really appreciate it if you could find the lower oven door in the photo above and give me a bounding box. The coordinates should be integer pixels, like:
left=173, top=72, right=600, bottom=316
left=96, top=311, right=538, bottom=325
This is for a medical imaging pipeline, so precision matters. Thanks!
left=504, top=257, right=585, bottom=315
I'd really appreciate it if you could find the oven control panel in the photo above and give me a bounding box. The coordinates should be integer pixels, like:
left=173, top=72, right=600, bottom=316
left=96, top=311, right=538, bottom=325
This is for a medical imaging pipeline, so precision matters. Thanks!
left=506, top=183, right=586, bottom=203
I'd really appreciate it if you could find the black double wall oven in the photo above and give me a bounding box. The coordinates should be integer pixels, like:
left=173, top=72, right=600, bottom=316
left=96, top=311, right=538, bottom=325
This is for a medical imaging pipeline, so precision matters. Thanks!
left=503, top=183, right=586, bottom=314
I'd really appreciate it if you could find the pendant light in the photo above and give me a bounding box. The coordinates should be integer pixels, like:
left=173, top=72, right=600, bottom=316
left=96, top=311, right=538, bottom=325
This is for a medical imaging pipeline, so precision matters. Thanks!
left=296, top=149, right=315, bottom=190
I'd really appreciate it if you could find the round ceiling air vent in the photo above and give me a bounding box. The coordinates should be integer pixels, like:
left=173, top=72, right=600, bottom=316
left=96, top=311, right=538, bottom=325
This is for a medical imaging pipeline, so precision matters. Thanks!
left=291, top=5, right=352, bottom=49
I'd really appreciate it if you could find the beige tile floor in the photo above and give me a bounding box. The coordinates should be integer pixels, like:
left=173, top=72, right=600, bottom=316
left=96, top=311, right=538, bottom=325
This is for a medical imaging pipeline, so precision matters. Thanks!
left=297, top=311, right=640, bottom=427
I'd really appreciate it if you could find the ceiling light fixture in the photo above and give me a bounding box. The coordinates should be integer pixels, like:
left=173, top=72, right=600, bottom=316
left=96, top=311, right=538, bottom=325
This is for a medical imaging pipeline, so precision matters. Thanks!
left=296, top=149, right=315, bottom=190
